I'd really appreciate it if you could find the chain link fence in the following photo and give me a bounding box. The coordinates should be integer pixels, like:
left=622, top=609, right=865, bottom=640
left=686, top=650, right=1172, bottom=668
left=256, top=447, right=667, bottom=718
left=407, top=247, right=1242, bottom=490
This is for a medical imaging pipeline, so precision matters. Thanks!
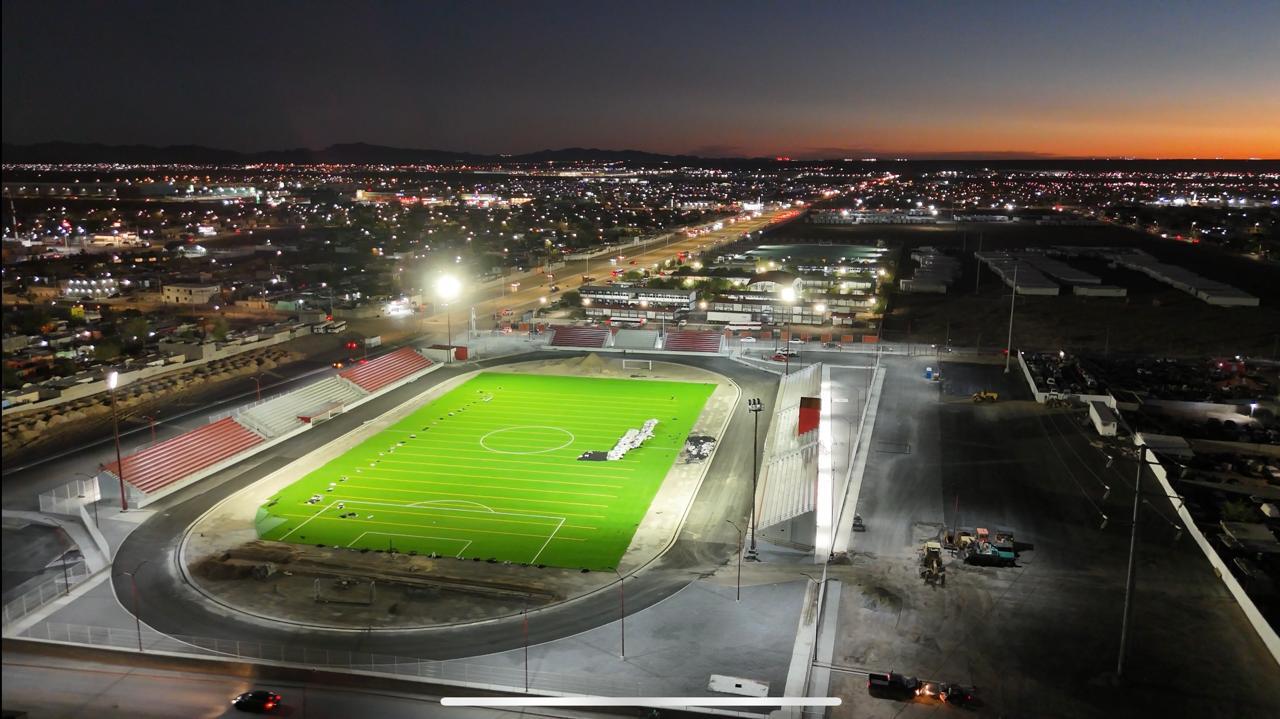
left=2, top=562, right=90, bottom=627
left=20, top=621, right=643, bottom=697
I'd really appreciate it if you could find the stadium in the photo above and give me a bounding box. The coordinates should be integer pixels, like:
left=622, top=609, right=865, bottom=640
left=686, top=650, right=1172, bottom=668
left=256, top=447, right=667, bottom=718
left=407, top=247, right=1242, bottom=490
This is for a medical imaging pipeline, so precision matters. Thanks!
left=179, top=351, right=741, bottom=627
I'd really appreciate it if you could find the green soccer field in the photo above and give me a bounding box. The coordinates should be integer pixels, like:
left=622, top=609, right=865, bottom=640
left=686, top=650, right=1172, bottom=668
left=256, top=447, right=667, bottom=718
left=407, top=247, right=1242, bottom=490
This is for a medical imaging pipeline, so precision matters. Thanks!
left=255, top=372, right=715, bottom=571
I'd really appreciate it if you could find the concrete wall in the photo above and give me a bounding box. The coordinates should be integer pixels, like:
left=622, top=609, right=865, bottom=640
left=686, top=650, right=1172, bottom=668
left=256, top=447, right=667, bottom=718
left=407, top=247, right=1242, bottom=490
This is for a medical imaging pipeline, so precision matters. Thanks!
left=1136, top=433, right=1280, bottom=667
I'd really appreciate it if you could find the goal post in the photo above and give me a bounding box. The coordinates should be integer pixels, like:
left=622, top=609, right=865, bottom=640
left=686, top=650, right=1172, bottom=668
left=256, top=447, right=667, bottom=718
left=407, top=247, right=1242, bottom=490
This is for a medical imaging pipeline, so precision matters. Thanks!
left=622, top=359, right=653, bottom=371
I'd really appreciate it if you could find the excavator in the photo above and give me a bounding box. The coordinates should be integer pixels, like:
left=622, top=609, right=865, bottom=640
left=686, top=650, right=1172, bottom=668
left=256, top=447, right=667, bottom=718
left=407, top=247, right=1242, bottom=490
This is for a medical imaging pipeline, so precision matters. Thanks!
left=919, top=540, right=945, bottom=585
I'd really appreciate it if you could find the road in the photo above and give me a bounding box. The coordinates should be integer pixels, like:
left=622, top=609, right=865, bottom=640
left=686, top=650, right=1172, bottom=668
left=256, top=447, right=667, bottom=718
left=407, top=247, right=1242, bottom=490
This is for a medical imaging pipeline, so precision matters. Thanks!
left=0, top=643, right=634, bottom=719
left=96, top=352, right=778, bottom=660
left=419, top=210, right=796, bottom=338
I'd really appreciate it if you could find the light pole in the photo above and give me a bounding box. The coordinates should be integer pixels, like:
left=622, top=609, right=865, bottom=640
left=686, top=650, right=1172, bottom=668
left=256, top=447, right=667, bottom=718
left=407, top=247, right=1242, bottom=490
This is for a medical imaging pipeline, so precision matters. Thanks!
left=612, top=568, right=626, bottom=659
left=1004, top=263, right=1018, bottom=374
left=436, top=275, right=461, bottom=355
left=140, top=415, right=157, bottom=443
left=726, top=520, right=745, bottom=601
left=107, top=371, right=127, bottom=511
left=1117, top=444, right=1146, bottom=680
left=746, top=397, right=764, bottom=560
left=122, top=559, right=149, bottom=652
left=251, top=376, right=262, bottom=402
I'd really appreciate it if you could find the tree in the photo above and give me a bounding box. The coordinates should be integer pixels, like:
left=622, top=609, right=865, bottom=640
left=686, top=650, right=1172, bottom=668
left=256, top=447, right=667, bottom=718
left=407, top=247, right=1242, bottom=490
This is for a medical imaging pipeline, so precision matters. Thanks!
left=2, top=365, right=22, bottom=390
left=94, top=340, right=122, bottom=362
left=211, top=317, right=230, bottom=342
left=561, top=289, right=582, bottom=307
left=121, top=316, right=149, bottom=346
left=623, top=270, right=643, bottom=281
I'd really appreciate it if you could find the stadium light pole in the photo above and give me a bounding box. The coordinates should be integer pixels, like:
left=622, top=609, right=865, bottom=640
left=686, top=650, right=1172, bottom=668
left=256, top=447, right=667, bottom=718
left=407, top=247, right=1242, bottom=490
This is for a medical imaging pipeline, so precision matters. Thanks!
left=107, top=371, right=127, bottom=511
left=436, top=275, right=461, bottom=354
left=746, top=397, right=764, bottom=560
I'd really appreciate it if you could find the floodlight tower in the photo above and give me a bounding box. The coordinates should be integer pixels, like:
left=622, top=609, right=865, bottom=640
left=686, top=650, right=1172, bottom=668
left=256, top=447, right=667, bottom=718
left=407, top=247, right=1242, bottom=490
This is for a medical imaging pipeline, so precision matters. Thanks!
left=746, top=397, right=764, bottom=559
left=436, top=275, right=461, bottom=351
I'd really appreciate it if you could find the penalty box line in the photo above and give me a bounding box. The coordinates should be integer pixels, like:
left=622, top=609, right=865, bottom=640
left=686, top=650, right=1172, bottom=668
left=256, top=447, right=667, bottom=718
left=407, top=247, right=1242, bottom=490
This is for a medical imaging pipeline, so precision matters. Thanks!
left=347, top=531, right=473, bottom=557
left=279, top=498, right=567, bottom=564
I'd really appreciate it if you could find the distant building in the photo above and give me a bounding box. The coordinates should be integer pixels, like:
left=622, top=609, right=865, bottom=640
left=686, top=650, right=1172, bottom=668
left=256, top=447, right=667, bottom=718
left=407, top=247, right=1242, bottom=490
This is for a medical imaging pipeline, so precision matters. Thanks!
left=162, top=283, right=221, bottom=305
left=60, top=277, right=119, bottom=298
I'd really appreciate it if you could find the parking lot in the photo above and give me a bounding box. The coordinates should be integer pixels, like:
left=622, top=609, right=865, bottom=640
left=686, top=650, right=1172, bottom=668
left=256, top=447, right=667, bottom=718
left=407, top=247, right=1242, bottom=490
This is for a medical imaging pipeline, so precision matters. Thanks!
left=828, top=357, right=1280, bottom=718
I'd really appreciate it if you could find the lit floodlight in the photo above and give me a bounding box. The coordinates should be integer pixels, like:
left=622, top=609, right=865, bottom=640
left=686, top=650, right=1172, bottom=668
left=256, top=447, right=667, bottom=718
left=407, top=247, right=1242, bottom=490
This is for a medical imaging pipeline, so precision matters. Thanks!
left=107, top=371, right=119, bottom=390
left=813, top=303, right=826, bottom=313
left=436, top=275, right=462, bottom=301
left=780, top=287, right=797, bottom=303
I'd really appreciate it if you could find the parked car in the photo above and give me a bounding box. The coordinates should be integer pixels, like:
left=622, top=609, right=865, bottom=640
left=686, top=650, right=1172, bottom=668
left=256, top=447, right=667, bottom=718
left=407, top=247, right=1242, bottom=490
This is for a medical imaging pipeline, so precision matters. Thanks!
left=823, top=342, right=843, bottom=350
left=739, top=336, right=757, bottom=343
left=867, top=671, right=918, bottom=699
left=232, top=690, right=282, bottom=713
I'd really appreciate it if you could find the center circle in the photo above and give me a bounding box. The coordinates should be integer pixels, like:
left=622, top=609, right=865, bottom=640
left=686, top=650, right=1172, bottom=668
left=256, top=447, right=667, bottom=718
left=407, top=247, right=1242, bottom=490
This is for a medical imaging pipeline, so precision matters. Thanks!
left=479, top=426, right=575, bottom=454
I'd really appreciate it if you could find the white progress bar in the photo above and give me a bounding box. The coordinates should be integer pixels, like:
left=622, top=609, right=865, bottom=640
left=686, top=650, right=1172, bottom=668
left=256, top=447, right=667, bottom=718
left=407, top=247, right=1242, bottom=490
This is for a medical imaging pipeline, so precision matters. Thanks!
left=442, top=697, right=841, bottom=708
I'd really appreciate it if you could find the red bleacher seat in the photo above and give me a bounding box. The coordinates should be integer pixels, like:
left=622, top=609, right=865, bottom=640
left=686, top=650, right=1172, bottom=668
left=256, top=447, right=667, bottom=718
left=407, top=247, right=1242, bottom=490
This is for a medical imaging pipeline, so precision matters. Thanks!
left=105, top=417, right=263, bottom=495
left=339, top=347, right=432, bottom=392
left=662, top=330, right=723, bottom=353
left=549, top=326, right=610, bottom=348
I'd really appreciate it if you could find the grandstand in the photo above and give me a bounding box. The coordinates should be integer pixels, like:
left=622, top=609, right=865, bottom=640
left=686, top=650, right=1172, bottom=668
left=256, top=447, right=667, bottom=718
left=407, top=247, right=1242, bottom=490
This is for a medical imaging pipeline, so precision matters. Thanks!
left=548, top=326, right=611, bottom=348
left=104, top=417, right=263, bottom=496
left=612, top=329, right=660, bottom=350
left=238, top=376, right=367, bottom=437
left=662, top=330, right=724, bottom=353
left=755, top=363, right=822, bottom=530
left=339, top=347, right=434, bottom=392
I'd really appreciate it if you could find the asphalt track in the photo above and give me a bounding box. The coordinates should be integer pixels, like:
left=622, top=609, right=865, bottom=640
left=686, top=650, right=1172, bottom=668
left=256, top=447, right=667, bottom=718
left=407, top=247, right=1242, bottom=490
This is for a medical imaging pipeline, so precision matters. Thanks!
left=107, top=351, right=779, bottom=659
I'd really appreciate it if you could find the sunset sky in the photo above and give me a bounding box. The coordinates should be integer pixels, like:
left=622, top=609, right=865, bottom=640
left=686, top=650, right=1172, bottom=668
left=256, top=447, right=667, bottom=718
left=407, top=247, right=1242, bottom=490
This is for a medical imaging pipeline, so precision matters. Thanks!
left=3, top=0, right=1277, bottom=158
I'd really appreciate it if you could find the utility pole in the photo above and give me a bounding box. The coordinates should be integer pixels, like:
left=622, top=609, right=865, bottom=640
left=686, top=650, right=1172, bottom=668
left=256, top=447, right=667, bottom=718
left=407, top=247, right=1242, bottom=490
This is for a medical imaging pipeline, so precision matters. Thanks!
left=1004, top=263, right=1018, bottom=374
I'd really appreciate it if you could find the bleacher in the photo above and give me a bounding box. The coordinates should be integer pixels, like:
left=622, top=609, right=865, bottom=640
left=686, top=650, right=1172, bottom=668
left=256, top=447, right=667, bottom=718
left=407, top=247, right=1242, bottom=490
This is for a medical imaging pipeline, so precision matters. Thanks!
left=662, top=330, right=724, bottom=353
left=339, top=347, right=433, bottom=392
left=105, top=417, right=263, bottom=495
left=238, top=376, right=368, bottom=437
left=612, top=329, right=660, bottom=350
left=549, top=326, right=611, bottom=348
left=755, top=363, right=823, bottom=529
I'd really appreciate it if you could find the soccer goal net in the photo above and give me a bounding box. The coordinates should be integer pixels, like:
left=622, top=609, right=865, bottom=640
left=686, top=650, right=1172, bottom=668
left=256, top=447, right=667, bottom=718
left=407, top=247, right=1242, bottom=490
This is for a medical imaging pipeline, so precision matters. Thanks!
left=622, top=359, right=653, bottom=371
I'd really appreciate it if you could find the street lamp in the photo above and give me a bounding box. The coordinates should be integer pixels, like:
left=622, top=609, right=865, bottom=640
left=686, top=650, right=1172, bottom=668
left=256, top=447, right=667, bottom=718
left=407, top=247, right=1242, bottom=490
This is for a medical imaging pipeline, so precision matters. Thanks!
left=436, top=275, right=461, bottom=351
left=107, top=371, right=127, bottom=511
left=122, top=559, right=150, bottom=652
left=726, top=520, right=745, bottom=601
left=746, top=397, right=764, bottom=560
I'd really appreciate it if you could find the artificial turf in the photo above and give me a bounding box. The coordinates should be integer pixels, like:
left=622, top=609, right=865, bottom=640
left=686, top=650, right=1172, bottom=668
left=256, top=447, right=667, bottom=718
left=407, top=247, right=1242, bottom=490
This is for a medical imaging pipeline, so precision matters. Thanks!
left=255, top=372, right=715, bottom=571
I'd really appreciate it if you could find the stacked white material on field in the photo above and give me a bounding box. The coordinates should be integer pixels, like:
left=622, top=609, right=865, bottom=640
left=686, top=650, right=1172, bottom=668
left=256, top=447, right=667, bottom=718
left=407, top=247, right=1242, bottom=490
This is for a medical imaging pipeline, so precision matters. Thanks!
left=238, top=376, right=369, bottom=437
left=901, top=247, right=961, bottom=293
left=975, top=252, right=1060, bottom=295
left=606, top=418, right=659, bottom=461
left=1107, top=252, right=1259, bottom=307
left=756, top=363, right=822, bottom=529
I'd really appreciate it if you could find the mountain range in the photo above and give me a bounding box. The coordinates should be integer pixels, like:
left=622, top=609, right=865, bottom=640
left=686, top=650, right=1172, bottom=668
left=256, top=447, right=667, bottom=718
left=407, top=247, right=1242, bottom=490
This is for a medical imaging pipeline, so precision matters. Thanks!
left=0, top=141, right=708, bottom=165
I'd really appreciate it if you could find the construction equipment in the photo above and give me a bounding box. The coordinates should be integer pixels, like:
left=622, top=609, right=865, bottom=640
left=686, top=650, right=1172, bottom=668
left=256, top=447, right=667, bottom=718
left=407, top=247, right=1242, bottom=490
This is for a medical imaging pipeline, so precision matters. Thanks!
left=960, top=527, right=1016, bottom=566
left=851, top=514, right=866, bottom=532
left=971, top=390, right=999, bottom=403
left=919, top=540, right=946, bottom=585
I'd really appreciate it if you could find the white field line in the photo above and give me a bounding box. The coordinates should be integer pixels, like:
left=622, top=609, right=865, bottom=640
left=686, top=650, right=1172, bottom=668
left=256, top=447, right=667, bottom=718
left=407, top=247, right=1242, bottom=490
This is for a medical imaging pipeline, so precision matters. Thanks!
left=348, top=531, right=472, bottom=557
left=530, top=517, right=566, bottom=565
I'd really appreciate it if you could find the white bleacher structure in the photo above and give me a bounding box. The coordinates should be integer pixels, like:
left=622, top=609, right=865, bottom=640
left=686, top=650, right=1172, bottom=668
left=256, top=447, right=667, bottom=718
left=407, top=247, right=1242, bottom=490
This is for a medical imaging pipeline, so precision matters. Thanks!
left=238, top=376, right=369, bottom=437
left=755, top=364, right=822, bottom=540
left=612, top=329, right=660, bottom=350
